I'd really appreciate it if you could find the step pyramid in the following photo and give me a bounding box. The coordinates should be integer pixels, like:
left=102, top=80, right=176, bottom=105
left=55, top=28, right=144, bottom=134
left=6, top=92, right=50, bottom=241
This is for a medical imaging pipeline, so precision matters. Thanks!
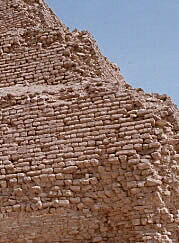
left=0, top=1, right=178, bottom=242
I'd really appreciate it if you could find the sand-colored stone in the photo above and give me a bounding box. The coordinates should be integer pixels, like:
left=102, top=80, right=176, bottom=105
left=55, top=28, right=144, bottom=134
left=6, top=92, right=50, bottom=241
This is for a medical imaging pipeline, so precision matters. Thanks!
left=0, top=1, right=178, bottom=242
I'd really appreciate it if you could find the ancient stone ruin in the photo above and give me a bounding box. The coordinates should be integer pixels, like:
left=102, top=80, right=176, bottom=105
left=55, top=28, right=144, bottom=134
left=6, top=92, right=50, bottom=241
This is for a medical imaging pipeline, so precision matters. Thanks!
left=0, top=0, right=178, bottom=242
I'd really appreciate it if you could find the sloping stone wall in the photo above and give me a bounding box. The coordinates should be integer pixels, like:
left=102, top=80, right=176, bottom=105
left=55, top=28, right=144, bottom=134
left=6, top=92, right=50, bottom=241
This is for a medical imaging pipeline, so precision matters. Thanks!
left=0, top=0, right=178, bottom=242
left=0, top=86, right=178, bottom=242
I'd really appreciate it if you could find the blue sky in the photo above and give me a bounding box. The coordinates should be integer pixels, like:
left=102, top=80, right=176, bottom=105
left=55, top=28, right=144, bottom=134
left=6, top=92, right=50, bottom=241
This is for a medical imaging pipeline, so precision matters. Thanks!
left=46, top=0, right=179, bottom=107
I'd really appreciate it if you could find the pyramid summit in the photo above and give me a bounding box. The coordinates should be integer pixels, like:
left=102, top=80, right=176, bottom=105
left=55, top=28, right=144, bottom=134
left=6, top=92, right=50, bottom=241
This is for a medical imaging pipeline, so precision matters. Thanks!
left=0, top=0, right=125, bottom=91
left=0, top=0, right=178, bottom=242
left=0, top=0, right=65, bottom=30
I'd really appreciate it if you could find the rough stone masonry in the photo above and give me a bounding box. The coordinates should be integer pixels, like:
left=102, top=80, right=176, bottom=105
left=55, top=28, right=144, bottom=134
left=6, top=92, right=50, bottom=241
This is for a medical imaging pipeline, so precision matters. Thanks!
left=0, top=0, right=178, bottom=242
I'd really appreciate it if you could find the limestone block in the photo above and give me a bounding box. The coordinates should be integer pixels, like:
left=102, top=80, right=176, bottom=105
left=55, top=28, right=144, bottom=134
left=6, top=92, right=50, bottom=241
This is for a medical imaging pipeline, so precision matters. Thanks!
left=0, top=180, right=7, bottom=188
left=128, top=158, right=140, bottom=165
left=63, top=166, right=78, bottom=173
left=141, top=168, right=153, bottom=176
left=70, top=185, right=80, bottom=192
left=41, top=168, right=53, bottom=174
left=9, top=178, right=17, bottom=186
left=151, top=151, right=161, bottom=160
left=58, top=199, right=70, bottom=207
left=145, top=178, right=162, bottom=186
left=149, top=142, right=161, bottom=149
left=132, top=218, right=141, bottom=226
left=82, top=197, right=94, bottom=205
left=14, top=188, right=23, bottom=196
left=130, top=188, right=140, bottom=194
left=137, top=160, right=151, bottom=170
left=40, top=174, right=49, bottom=182
left=70, top=197, right=81, bottom=204
left=127, top=181, right=137, bottom=189
left=31, top=186, right=41, bottom=194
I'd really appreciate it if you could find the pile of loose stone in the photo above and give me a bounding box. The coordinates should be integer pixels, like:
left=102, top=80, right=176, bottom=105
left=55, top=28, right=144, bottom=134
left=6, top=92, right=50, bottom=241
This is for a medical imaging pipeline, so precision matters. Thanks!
left=0, top=0, right=178, bottom=242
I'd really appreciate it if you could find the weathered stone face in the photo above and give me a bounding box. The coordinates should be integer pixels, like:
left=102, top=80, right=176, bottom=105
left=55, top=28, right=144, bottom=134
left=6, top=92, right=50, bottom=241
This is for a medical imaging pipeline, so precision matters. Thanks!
left=0, top=1, right=178, bottom=242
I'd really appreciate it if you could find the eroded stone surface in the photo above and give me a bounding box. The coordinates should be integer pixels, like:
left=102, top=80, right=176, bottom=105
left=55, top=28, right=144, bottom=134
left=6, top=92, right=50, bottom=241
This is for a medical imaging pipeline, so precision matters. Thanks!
left=0, top=1, right=178, bottom=242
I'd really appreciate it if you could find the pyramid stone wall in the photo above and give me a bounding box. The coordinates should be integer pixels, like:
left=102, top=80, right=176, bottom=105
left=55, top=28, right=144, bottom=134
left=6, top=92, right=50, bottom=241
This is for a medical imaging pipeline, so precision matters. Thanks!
left=0, top=1, right=178, bottom=242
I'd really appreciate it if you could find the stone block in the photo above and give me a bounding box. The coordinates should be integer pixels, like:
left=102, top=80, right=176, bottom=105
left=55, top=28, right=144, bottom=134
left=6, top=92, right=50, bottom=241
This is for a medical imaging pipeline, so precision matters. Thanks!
left=145, top=178, right=162, bottom=186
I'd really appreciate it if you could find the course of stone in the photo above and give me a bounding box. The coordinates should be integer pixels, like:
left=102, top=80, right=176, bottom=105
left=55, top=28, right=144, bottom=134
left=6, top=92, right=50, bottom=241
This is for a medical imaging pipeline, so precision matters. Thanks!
left=0, top=1, right=178, bottom=242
